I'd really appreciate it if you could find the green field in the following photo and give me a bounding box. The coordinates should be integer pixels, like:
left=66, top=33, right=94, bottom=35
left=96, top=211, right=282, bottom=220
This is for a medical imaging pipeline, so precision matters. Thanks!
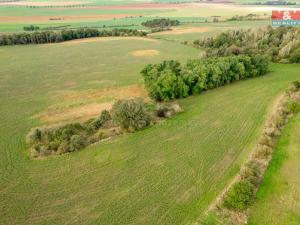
left=248, top=114, right=300, bottom=225
left=1, top=34, right=300, bottom=224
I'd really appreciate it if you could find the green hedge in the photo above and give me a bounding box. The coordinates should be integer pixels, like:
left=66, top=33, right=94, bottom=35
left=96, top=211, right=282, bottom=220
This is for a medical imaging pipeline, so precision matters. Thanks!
left=141, top=55, right=269, bottom=101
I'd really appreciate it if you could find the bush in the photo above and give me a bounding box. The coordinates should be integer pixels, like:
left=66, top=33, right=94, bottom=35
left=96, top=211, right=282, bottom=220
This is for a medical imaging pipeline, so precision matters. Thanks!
left=26, top=127, right=42, bottom=144
left=69, top=134, right=86, bottom=152
left=224, top=180, right=255, bottom=210
left=112, top=98, right=151, bottom=131
left=156, top=102, right=182, bottom=118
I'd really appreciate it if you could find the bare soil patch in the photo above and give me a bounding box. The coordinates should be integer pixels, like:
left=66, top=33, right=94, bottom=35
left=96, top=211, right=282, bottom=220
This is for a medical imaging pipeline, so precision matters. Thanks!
left=59, top=36, right=158, bottom=45
left=130, top=49, right=160, bottom=57
left=37, top=84, right=149, bottom=124
left=151, top=27, right=210, bottom=36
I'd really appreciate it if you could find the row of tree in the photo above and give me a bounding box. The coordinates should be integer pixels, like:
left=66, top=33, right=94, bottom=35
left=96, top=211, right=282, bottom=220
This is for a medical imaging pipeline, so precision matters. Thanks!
left=23, top=25, right=40, bottom=31
left=0, top=28, right=147, bottom=46
left=193, top=26, right=300, bottom=63
left=141, top=55, right=269, bottom=101
left=141, top=18, right=180, bottom=28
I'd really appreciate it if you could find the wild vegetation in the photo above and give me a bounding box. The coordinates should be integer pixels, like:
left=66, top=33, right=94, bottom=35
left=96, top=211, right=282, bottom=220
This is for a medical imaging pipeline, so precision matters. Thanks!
left=0, top=28, right=147, bottom=45
left=26, top=97, right=183, bottom=157
left=23, top=25, right=40, bottom=31
left=194, top=26, right=300, bottom=63
left=248, top=113, right=300, bottom=225
left=202, top=80, right=300, bottom=224
left=141, top=18, right=180, bottom=28
left=141, top=55, right=269, bottom=101
left=27, top=109, right=115, bottom=157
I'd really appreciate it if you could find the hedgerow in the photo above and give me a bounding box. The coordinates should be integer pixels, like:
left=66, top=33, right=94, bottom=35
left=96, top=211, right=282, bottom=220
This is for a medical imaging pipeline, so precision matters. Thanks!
left=27, top=98, right=184, bottom=157
left=27, top=109, right=115, bottom=157
left=204, top=79, right=300, bottom=224
left=0, top=28, right=147, bottom=46
left=141, top=55, right=269, bottom=101
left=141, top=18, right=180, bottom=28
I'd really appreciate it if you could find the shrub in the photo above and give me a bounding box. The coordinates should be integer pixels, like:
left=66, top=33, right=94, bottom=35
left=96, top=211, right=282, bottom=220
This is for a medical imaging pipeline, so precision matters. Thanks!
left=156, top=104, right=169, bottom=117
left=69, top=134, right=86, bottom=152
left=289, top=48, right=300, bottom=63
left=112, top=98, right=151, bottom=131
left=26, top=127, right=43, bottom=144
left=223, top=180, right=255, bottom=210
left=287, top=101, right=300, bottom=114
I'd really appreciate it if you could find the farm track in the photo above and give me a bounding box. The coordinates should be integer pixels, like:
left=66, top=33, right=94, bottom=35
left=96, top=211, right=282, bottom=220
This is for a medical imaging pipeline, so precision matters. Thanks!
left=0, top=40, right=300, bottom=225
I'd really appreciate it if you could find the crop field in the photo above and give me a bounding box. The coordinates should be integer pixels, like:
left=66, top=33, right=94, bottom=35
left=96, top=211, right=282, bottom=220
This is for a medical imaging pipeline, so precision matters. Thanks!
left=1, top=0, right=300, bottom=224
left=1, top=35, right=300, bottom=224
left=248, top=114, right=300, bottom=225
left=0, top=1, right=293, bottom=33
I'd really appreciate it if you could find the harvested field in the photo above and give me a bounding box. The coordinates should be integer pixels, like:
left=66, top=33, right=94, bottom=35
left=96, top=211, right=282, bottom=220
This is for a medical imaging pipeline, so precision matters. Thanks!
left=58, top=36, right=158, bottom=45
left=130, top=49, right=160, bottom=57
left=150, top=27, right=210, bottom=36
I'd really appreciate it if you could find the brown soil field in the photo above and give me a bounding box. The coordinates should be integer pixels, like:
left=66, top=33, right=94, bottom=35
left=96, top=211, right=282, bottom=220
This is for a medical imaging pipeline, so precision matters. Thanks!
left=37, top=84, right=149, bottom=124
left=58, top=36, right=158, bottom=45
left=150, top=27, right=210, bottom=36
left=130, top=49, right=160, bottom=57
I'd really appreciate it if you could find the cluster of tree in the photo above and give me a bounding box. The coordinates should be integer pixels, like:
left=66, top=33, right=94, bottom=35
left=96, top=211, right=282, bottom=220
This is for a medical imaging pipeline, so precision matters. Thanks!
left=0, top=28, right=147, bottom=46
left=23, top=25, right=40, bottom=31
left=141, top=55, right=269, bottom=101
left=193, top=26, right=300, bottom=63
left=27, top=110, right=113, bottom=157
left=27, top=98, right=161, bottom=157
left=141, top=18, right=180, bottom=28
left=227, top=13, right=267, bottom=21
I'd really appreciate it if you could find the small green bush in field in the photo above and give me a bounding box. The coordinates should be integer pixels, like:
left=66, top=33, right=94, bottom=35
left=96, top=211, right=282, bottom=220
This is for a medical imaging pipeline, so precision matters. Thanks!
left=287, top=101, right=300, bottom=114
left=112, top=98, right=151, bottom=131
left=224, top=180, right=255, bottom=210
left=69, top=134, right=86, bottom=152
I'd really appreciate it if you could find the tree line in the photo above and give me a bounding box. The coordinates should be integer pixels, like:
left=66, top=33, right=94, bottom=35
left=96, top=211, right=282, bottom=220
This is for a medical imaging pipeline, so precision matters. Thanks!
left=0, top=28, right=147, bottom=46
left=141, top=18, right=180, bottom=28
left=193, top=26, right=300, bottom=63
left=141, top=55, right=269, bottom=101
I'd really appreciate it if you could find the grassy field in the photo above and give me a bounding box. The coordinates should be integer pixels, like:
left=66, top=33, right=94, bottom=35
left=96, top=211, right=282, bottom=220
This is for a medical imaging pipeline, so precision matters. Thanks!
left=0, top=34, right=300, bottom=224
left=248, top=114, right=300, bottom=225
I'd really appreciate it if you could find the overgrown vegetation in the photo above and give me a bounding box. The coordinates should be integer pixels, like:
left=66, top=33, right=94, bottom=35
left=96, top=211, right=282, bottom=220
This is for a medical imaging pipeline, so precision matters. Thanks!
left=111, top=98, right=151, bottom=132
left=206, top=79, right=300, bottom=224
left=141, top=55, right=269, bottom=101
left=194, top=26, right=300, bottom=63
left=26, top=98, right=183, bottom=157
left=27, top=109, right=115, bottom=157
left=23, top=25, right=40, bottom=31
left=141, top=18, right=180, bottom=28
left=0, top=28, right=147, bottom=46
